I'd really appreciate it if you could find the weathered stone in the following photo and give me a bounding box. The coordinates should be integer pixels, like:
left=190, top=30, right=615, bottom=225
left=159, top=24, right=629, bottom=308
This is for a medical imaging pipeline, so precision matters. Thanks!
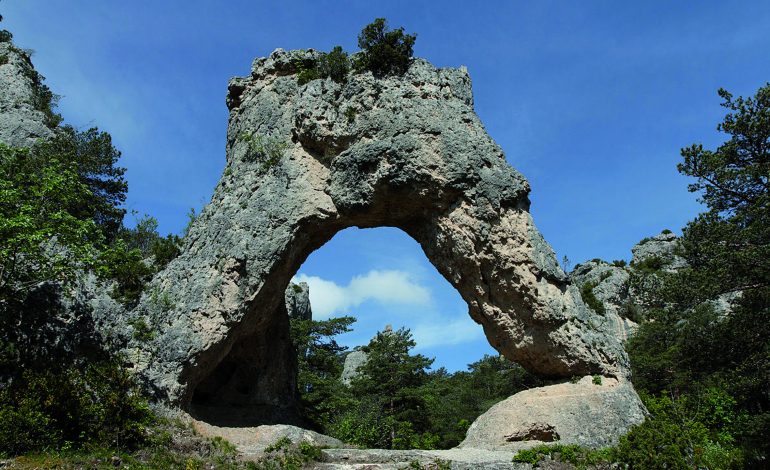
left=0, top=42, right=54, bottom=148
left=460, top=376, right=646, bottom=450
left=192, top=421, right=344, bottom=458
left=128, top=49, right=630, bottom=421
left=285, top=282, right=312, bottom=320
left=340, top=349, right=368, bottom=386
left=630, top=231, right=686, bottom=270
left=570, top=260, right=637, bottom=341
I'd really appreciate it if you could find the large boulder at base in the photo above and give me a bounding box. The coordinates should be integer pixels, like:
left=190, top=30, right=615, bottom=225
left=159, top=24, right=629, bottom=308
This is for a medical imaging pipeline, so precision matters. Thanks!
left=460, top=375, right=646, bottom=450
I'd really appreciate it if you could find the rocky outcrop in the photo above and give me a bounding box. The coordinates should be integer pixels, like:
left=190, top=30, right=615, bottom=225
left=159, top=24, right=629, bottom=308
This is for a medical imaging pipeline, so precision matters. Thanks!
left=460, top=376, right=646, bottom=450
left=128, top=49, right=630, bottom=420
left=285, top=282, right=312, bottom=320
left=569, top=231, right=690, bottom=341
left=341, top=349, right=368, bottom=386
left=0, top=41, right=54, bottom=147
left=630, top=231, right=686, bottom=269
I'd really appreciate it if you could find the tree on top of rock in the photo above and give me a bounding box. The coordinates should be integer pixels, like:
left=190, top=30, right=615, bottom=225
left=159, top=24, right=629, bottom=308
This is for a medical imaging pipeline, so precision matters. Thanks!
left=356, top=18, right=416, bottom=77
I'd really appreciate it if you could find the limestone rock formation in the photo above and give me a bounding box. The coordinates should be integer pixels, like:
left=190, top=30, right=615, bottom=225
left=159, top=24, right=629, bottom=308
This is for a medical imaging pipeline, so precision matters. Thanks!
left=128, top=49, right=631, bottom=420
left=0, top=42, right=54, bottom=147
left=341, top=349, right=368, bottom=386
left=460, top=376, right=646, bottom=450
left=285, top=282, right=312, bottom=320
left=631, top=231, right=686, bottom=270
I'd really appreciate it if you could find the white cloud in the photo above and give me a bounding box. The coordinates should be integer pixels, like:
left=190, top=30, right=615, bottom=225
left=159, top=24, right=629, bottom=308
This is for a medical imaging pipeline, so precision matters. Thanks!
left=293, top=270, right=431, bottom=319
left=411, top=316, right=485, bottom=350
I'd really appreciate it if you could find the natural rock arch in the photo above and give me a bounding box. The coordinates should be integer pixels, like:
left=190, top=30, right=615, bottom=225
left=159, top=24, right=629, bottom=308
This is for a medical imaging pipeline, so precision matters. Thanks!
left=132, top=50, right=629, bottom=423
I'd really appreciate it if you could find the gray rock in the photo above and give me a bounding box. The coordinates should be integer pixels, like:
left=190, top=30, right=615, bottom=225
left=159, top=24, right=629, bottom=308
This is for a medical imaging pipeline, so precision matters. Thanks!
left=191, top=420, right=344, bottom=458
left=340, top=349, right=368, bottom=386
left=0, top=42, right=54, bottom=147
left=460, top=376, right=646, bottom=450
left=130, top=49, right=631, bottom=421
left=570, top=260, right=637, bottom=341
left=630, top=231, right=686, bottom=270
left=285, top=282, right=312, bottom=320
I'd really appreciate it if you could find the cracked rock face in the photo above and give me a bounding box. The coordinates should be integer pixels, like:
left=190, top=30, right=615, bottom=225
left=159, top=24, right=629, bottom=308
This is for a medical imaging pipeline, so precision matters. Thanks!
left=0, top=42, right=53, bottom=147
left=132, top=49, right=630, bottom=419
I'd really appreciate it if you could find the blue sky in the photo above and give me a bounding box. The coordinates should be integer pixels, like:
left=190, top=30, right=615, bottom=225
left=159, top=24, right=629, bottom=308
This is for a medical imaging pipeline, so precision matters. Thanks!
left=4, top=1, right=770, bottom=370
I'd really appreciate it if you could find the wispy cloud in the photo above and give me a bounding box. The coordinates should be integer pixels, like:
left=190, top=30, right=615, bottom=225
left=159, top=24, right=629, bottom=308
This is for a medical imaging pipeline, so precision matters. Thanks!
left=411, top=315, right=485, bottom=350
left=293, top=270, right=431, bottom=319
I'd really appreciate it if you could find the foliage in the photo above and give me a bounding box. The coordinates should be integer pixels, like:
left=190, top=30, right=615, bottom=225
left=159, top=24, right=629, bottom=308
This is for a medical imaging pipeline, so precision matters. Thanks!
left=318, top=46, right=350, bottom=83
left=419, top=355, right=542, bottom=448
left=347, top=327, right=435, bottom=449
left=0, top=143, right=102, bottom=305
left=96, top=214, right=181, bottom=306
left=579, top=280, right=605, bottom=314
left=31, top=126, right=128, bottom=241
left=592, top=375, right=602, bottom=385
left=294, top=46, right=350, bottom=85
left=615, top=393, right=743, bottom=469
left=611, top=259, right=627, bottom=267
left=0, top=360, right=154, bottom=456
left=625, top=84, right=770, bottom=466
left=240, top=131, right=289, bottom=171
left=355, top=18, right=416, bottom=76
left=290, top=315, right=356, bottom=429
left=512, top=443, right=613, bottom=469
left=252, top=437, right=323, bottom=470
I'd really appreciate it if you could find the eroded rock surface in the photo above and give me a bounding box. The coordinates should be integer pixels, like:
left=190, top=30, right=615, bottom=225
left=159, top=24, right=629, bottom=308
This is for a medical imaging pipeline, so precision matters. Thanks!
left=285, top=282, right=312, bottom=320
left=460, top=376, right=646, bottom=450
left=127, top=49, right=630, bottom=420
left=0, top=42, right=54, bottom=147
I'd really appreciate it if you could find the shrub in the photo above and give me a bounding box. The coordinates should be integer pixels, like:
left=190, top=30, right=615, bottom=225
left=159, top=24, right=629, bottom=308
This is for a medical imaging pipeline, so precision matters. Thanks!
left=0, top=361, right=154, bottom=456
left=580, top=281, right=606, bottom=315
left=355, top=18, right=416, bottom=76
left=512, top=444, right=613, bottom=468
left=0, top=29, right=12, bottom=42
left=611, top=259, right=627, bottom=267
left=318, top=46, right=350, bottom=83
left=240, top=132, right=288, bottom=171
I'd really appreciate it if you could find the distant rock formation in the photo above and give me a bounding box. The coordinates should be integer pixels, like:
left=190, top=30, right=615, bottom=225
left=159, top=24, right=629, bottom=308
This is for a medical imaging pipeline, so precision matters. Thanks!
left=0, top=41, right=54, bottom=147
left=285, top=282, right=312, bottom=321
left=341, top=349, right=368, bottom=386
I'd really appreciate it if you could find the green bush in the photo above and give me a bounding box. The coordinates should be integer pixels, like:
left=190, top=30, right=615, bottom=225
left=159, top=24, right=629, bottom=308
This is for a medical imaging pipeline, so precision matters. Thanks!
left=318, top=46, right=350, bottom=83
left=579, top=281, right=606, bottom=315
left=512, top=443, right=613, bottom=468
left=614, top=393, right=743, bottom=469
left=355, top=18, right=416, bottom=76
left=0, top=361, right=154, bottom=456
left=0, top=29, right=12, bottom=42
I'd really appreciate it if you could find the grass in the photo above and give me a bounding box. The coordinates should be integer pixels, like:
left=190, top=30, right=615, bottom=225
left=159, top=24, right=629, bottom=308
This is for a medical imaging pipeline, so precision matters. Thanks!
left=512, top=443, right=614, bottom=469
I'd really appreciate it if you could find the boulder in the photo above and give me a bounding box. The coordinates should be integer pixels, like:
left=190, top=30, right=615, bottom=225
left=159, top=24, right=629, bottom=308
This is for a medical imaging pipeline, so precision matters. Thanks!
left=460, top=376, right=646, bottom=451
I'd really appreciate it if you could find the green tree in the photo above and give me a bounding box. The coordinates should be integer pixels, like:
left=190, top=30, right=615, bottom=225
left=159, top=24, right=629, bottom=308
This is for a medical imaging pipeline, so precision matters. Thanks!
left=626, top=84, right=770, bottom=466
left=346, top=327, right=434, bottom=449
left=30, top=126, right=128, bottom=241
left=290, top=315, right=355, bottom=430
left=0, top=144, right=101, bottom=305
left=355, top=18, right=416, bottom=77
